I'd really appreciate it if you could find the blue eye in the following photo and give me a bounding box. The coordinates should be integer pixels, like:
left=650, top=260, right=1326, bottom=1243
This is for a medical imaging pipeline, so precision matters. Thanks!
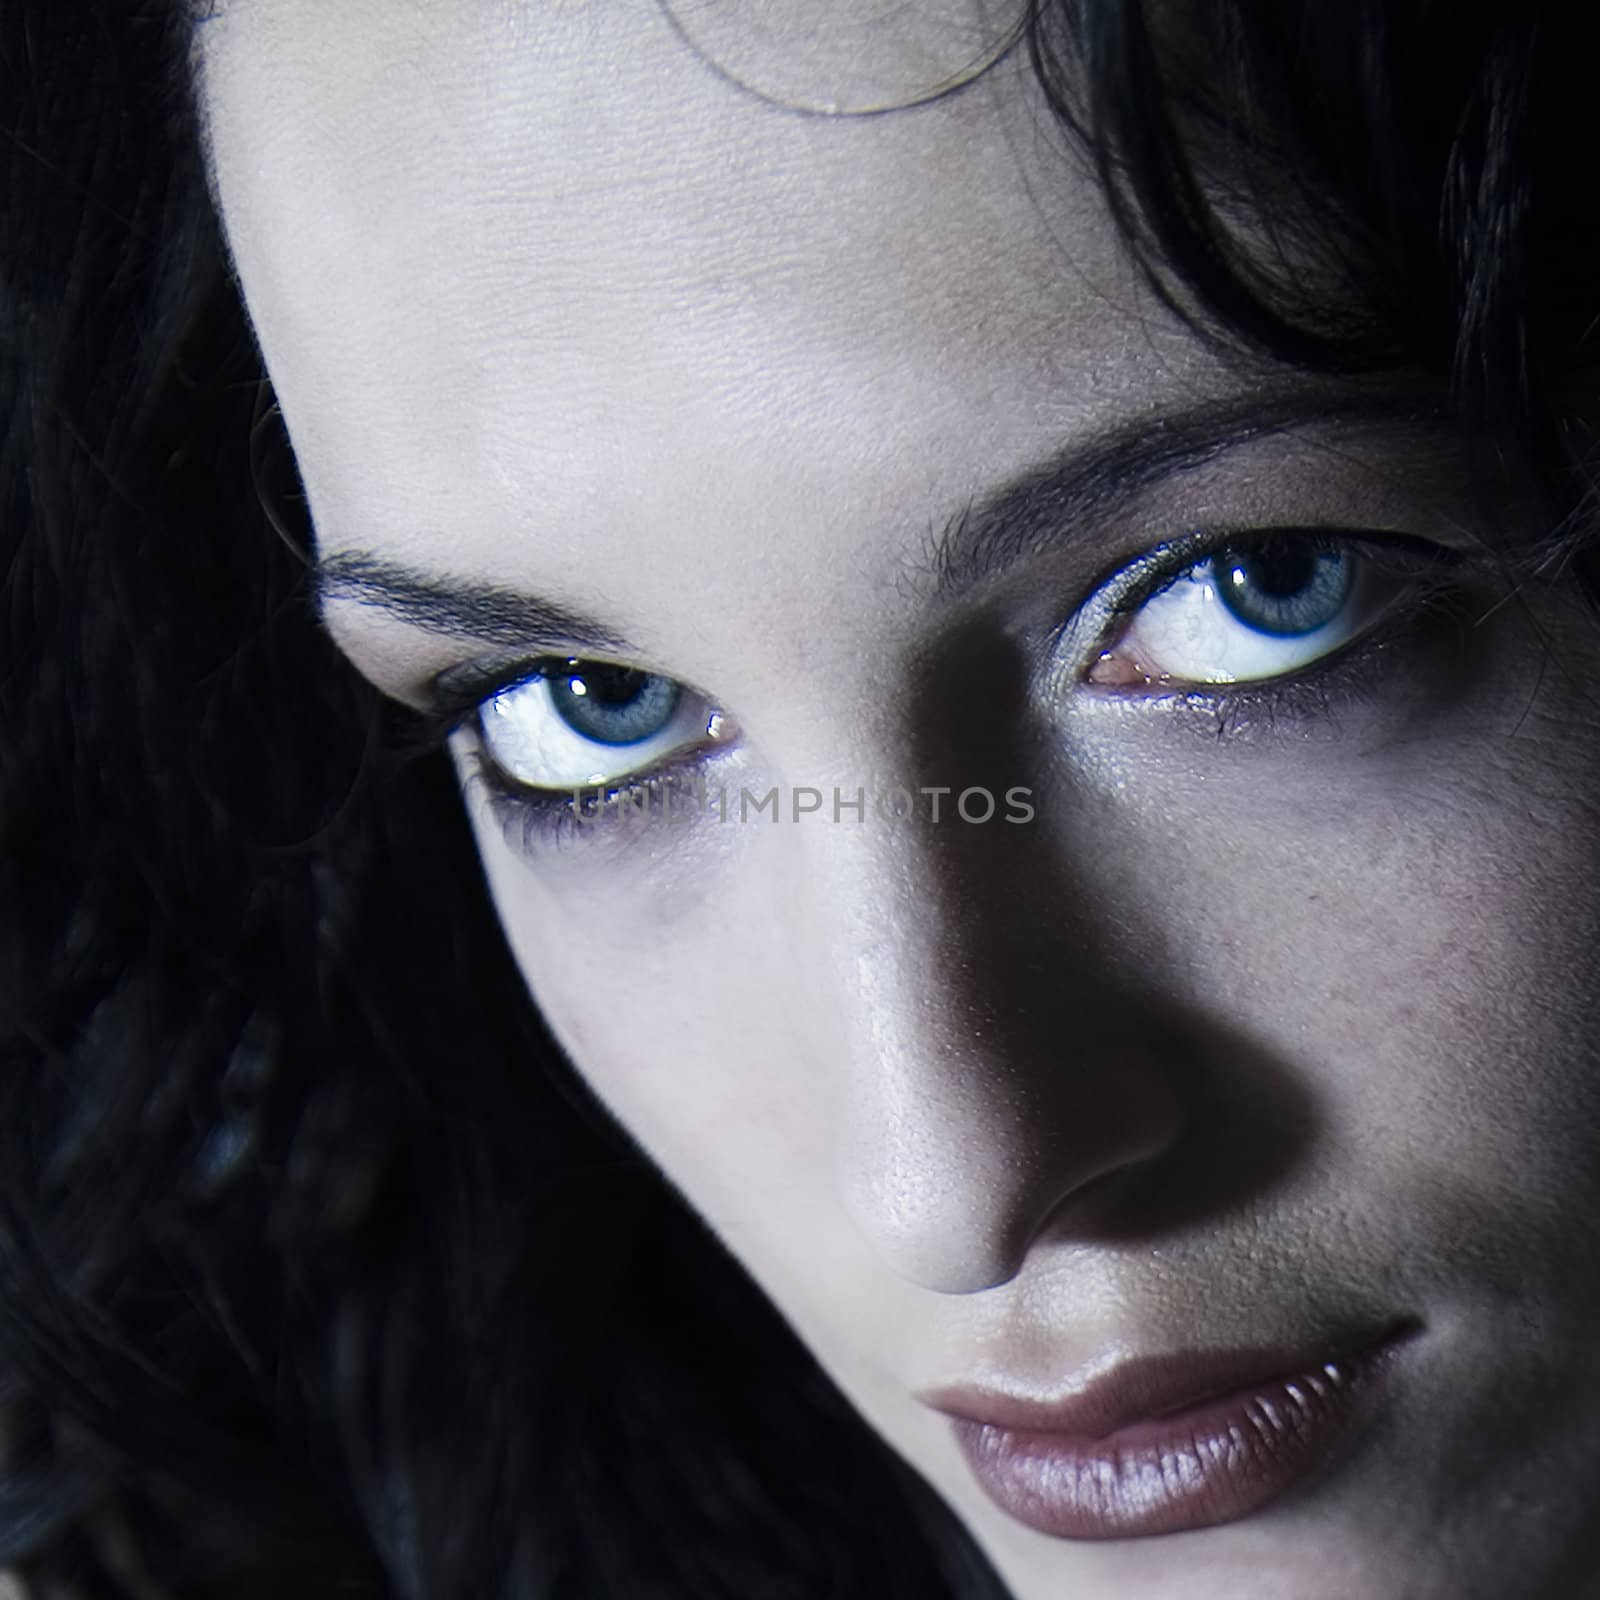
left=1088, top=532, right=1429, bottom=688
left=1211, top=540, right=1355, bottom=638
left=474, top=657, right=722, bottom=791
left=547, top=662, right=682, bottom=745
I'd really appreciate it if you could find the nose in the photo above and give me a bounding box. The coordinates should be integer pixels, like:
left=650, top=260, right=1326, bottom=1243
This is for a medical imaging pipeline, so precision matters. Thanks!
left=799, top=818, right=1187, bottom=1295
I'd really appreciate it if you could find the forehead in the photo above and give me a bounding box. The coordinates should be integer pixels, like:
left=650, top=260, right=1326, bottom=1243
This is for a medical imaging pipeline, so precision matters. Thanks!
left=197, top=0, right=1221, bottom=676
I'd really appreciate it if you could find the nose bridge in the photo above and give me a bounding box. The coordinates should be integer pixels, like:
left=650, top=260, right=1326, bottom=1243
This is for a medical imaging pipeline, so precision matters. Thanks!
left=794, top=805, right=1186, bottom=1295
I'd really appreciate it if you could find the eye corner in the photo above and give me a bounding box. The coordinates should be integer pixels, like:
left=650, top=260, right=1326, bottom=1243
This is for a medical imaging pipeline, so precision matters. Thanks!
left=1084, top=646, right=1164, bottom=689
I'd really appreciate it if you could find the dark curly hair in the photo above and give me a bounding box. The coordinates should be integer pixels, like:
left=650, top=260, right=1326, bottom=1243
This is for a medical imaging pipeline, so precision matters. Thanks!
left=4, top=2, right=1599, bottom=1595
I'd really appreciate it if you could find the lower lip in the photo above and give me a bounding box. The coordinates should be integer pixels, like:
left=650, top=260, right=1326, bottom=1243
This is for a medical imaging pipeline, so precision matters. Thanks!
left=948, top=1337, right=1407, bottom=1540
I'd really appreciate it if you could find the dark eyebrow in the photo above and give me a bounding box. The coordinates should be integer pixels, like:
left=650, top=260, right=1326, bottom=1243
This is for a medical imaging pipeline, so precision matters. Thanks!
left=317, top=552, right=640, bottom=657
left=922, top=385, right=1448, bottom=601
left=316, top=385, right=1447, bottom=654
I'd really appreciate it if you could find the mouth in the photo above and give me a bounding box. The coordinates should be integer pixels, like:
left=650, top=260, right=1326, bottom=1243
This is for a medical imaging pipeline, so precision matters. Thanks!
left=920, top=1319, right=1421, bottom=1540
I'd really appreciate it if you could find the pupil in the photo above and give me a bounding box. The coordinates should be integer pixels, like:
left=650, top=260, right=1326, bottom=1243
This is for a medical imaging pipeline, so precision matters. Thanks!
left=1234, top=541, right=1316, bottom=598
left=1211, top=536, right=1352, bottom=638
left=547, top=659, right=681, bottom=747
left=569, top=663, right=646, bottom=705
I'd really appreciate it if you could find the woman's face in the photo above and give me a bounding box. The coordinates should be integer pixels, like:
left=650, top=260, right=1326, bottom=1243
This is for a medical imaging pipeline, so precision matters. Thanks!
left=200, top=4, right=1600, bottom=1594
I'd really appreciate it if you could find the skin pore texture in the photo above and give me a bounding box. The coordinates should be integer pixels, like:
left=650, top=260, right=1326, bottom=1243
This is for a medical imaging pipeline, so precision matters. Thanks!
left=197, top=3, right=1600, bottom=1596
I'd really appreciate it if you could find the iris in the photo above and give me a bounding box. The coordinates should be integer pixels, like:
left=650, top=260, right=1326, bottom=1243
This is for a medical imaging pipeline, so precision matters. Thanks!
left=547, top=661, right=683, bottom=746
left=1212, top=540, right=1354, bottom=637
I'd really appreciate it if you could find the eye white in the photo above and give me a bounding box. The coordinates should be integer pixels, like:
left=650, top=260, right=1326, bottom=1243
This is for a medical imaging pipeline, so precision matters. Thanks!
left=1100, top=544, right=1380, bottom=685
left=478, top=665, right=717, bottom=790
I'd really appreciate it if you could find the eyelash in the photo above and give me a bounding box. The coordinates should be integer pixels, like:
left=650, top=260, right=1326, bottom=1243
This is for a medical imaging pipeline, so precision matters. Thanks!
left=1133, top=597, right=1441, bottom=741
left=1073, top=524, right=1468, bottom=727
left=1094, top=525, right=1459, bottom=623
left=432, top=524, right=1476, bottom=852
left=456, top=739, right=693, bottom=852
left=410, top=657, right=713, bottom=851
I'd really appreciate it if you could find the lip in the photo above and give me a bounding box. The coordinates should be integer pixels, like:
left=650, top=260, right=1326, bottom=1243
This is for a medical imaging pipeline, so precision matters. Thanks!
left=922, top=1320, right=1419, bottom=1540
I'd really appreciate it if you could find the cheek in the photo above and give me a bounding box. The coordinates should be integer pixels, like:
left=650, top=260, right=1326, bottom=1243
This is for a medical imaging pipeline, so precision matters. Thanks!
left=1060, top=693, right=1600, bottom=1240
left=460, top=795, right=852, bottom=1272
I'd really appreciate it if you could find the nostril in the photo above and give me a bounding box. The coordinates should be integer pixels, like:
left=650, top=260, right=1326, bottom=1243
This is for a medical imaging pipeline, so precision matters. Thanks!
left=1010, top=1148, right=1162, bottom=1258
left=837, top=1078, right=1186, bottom=1295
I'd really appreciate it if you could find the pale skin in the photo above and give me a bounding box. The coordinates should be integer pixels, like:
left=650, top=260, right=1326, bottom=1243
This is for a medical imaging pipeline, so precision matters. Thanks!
left=198, top=3, right=1600, bottom=1594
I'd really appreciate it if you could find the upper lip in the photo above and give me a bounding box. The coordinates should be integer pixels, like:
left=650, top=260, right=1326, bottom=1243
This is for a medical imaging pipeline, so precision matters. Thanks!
left=917, top=1320, right=1417, bottom=1441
